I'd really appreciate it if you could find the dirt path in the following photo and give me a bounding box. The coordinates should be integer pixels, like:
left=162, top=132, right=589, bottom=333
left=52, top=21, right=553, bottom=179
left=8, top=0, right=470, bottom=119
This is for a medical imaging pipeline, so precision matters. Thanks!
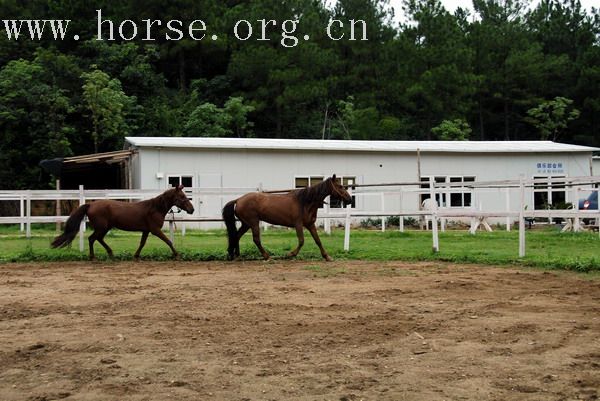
left=1, top=261, right=599, bottom=401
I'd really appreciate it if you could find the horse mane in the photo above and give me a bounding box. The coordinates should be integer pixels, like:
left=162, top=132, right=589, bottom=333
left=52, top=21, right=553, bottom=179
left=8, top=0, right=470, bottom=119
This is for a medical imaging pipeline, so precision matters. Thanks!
left=294, top=178, right=332, bottom=206
left=151, top=187, right=177, bottom=214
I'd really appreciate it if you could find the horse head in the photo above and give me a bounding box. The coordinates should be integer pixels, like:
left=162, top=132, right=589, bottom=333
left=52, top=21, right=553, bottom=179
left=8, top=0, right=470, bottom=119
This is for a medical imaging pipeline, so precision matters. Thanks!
left=171, top=185, right=195, bottom=214
left=329, top=174, right=352, bottom=204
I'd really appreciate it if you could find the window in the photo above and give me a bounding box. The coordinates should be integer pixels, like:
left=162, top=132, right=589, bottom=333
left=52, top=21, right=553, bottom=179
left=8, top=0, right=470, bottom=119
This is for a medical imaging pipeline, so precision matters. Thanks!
left=168, top=175, right=193, bottom=189
left=449, top=176, right=474, bottom=207
left=167, top=175, right=193, bottom=213
left=420, top=176, right=474, bottom=208
left=330, top=177, right=356, bottom=208
left=295, top=175, right=356, bottom=208
left=533, top=176, right=566, bottom=209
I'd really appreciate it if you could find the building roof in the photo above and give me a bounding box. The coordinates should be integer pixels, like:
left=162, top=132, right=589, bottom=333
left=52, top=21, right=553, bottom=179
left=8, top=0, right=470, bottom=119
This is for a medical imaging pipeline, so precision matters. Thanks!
left=124, top=137, right=599, bottom=153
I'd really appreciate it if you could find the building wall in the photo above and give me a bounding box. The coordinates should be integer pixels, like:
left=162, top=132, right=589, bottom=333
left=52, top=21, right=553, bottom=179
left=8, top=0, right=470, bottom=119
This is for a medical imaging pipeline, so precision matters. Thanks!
left=133, top=147, right=594, bottom=228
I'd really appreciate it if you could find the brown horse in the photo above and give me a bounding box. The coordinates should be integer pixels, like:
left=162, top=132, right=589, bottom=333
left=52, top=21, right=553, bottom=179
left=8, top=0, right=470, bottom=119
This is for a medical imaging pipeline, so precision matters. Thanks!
left=51, top=185, right=194, bottom=260
left=222, top=174, right=352, bottom=261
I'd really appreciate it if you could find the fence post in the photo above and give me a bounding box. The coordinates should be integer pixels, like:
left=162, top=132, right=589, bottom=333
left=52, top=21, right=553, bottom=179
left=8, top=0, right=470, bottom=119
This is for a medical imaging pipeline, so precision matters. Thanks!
left=518, top=178, right=526, bottom=258
left=169, top=220, right=175, bottom=243
left=381, top=193, right=386, bottom=232
left=429, top=180, right=439, bottom=253
left=56, top=179, right=61, bottom=233
left=324, top=199, right=331, bottom=235
left=20, top=195, right=24, bottom=232
left=343, top=204, right=351, bottom=251
left=505, top=187, right=511, bottom=232
left=399, top=189, right=404, bottom=232
left=79, top=185, right=85, bottom=252
left=573, top=186, right=581, bottom=232
left=25, top=192, right=31, bottom=239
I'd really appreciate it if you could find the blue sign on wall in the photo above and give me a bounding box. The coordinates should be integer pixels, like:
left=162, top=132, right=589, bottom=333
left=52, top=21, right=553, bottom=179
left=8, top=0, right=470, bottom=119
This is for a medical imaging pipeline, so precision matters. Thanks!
left=536, top=162, right=564, bottom=174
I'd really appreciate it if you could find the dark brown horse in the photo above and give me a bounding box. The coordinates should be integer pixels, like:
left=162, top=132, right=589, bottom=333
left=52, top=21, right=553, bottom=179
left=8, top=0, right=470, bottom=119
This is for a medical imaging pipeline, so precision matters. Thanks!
left=51, top=185, right=194, bottom=259
left=222, top=174, right=352, bottom=261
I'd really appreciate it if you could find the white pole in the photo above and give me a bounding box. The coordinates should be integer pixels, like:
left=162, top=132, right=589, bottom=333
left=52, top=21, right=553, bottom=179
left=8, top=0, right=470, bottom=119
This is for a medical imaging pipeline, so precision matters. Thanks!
left=505, top=187, right=511, bottom=232
left=429, top=180, right=439, bottom=253
left=79, top=185, right=85, bottom=252
left=518, top=178, right=525, bottom=258
left=324, top=199, right=331, bottom=235
left=399, top=189, right=404, bottom=232
left=343, top=204, right=351, bottom=251
left=25, top=192, right=31, bottom=239
left=573, top=186, right=580, bottom=232
left=19, top=195, right=24, bottom=232
left=169, top=220, right=175, bottom=243
left=381, top=193, right=386, bottom=232
left=56, top=179, right=61, bottom=233
left=597, top=187, right=600, bottom=239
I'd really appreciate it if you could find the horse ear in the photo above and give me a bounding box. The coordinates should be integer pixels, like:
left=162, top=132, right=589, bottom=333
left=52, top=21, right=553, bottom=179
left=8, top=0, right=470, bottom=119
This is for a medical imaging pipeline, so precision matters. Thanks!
left=332, top=174, right=337, bottom=180
left=177, top=184, right=184, bottom=191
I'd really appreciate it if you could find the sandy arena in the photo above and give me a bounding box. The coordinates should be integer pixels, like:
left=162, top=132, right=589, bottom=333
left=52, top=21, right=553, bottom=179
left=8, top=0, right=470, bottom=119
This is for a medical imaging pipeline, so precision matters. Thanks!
left=1, top=260, right=599, bottom=401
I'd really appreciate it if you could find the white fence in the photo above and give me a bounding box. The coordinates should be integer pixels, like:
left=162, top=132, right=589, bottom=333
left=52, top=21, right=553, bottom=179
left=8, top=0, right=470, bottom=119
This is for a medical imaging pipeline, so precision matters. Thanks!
left=1, top=176, right=599, bottom=258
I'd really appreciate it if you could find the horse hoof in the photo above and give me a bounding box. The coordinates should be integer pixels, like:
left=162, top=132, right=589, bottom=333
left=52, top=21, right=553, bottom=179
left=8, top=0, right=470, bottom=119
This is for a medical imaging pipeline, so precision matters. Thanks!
left=324, top=256, right=333, bottom=262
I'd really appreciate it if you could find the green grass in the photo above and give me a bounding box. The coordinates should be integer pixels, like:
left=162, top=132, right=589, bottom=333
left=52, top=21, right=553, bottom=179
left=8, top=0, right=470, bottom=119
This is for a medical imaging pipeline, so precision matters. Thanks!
left=0, top=225, right=599, bottom=272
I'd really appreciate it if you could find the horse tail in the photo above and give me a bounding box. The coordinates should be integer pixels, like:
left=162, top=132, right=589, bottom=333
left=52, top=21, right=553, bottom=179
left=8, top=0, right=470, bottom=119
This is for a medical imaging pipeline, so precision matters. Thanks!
left=51, top=204, right=90, bottom=248
left=222, top=200, right=238, bottom=260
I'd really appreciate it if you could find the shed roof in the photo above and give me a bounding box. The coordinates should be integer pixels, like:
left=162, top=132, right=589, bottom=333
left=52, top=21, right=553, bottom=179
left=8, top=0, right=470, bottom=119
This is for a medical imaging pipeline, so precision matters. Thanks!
left=124, top=137, right=599, bottom=153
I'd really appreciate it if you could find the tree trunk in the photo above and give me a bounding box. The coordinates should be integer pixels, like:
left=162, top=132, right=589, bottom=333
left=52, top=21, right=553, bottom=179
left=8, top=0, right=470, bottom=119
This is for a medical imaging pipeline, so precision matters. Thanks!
left=178, top=50, right=186, bottom=92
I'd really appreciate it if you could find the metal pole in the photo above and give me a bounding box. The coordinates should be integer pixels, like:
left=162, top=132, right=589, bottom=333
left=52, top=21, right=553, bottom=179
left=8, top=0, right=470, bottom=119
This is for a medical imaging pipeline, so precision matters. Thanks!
left=518, top=178, right=526, bottom=258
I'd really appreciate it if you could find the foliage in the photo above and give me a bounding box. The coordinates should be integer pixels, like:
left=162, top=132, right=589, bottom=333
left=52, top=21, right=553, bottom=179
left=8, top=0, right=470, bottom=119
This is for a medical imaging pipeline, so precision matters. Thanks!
left=431, top=119, right=472, bottom=140
left=525, top=96, right=580, bottom=141
left=81, top=69, right=136, bottom=152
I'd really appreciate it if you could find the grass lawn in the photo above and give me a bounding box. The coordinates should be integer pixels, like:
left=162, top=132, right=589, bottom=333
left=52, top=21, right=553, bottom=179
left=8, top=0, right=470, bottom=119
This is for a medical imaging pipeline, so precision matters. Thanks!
left=0, top=224, right=598, bottom=272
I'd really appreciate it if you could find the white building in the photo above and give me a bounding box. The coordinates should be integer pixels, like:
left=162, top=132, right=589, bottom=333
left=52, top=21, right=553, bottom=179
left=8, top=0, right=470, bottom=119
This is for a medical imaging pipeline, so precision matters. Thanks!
left=121, top=137, right=598, bottom=227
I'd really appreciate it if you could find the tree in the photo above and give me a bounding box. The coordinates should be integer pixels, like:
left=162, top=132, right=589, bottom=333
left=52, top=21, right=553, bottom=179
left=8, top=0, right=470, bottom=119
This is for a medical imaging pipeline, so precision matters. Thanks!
left=0, top=59, right=73, bottom=189
left=401, top=0, right=477, bottom=138
left=525, top=97, right=580, bottom=141
left=224, top=97, right=255, bottom=138
left=431, top=119, right=472, bottom=140
left=184, top=103, right=231, bottom=137
left=81, top=69, right=135, bottom=153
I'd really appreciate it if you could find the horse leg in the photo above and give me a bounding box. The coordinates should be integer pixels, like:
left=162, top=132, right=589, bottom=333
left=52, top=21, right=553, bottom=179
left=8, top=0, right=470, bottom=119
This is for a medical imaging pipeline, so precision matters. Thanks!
left=286, top=224, right=305, bottom=258
left=307, top=223, right=332, bottom=262
left=151, top=229, right=179, bottom=259
left=96, top=231, right=114, bottom=259
left=235, top=223, right=250, bottom=258
left=88, top=231, right=98, bottom=260
left=134, top=231, right=149, bottom=260
left=250, top=224, right=270, bottom=260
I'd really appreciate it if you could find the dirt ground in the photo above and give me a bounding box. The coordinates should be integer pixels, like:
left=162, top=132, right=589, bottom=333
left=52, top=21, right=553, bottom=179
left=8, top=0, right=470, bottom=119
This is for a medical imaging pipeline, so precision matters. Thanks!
left=1, top=261, right=599, bottom=401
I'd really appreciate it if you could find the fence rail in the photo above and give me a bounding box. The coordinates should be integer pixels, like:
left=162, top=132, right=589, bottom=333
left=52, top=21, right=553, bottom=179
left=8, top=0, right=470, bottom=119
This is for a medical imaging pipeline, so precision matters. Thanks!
left=1, top=176, right=599, bottom=258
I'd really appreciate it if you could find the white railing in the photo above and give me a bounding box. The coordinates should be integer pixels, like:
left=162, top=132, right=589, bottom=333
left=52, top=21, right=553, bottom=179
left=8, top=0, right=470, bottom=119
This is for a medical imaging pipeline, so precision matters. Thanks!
left=1, top=176, right=599, bottom=257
